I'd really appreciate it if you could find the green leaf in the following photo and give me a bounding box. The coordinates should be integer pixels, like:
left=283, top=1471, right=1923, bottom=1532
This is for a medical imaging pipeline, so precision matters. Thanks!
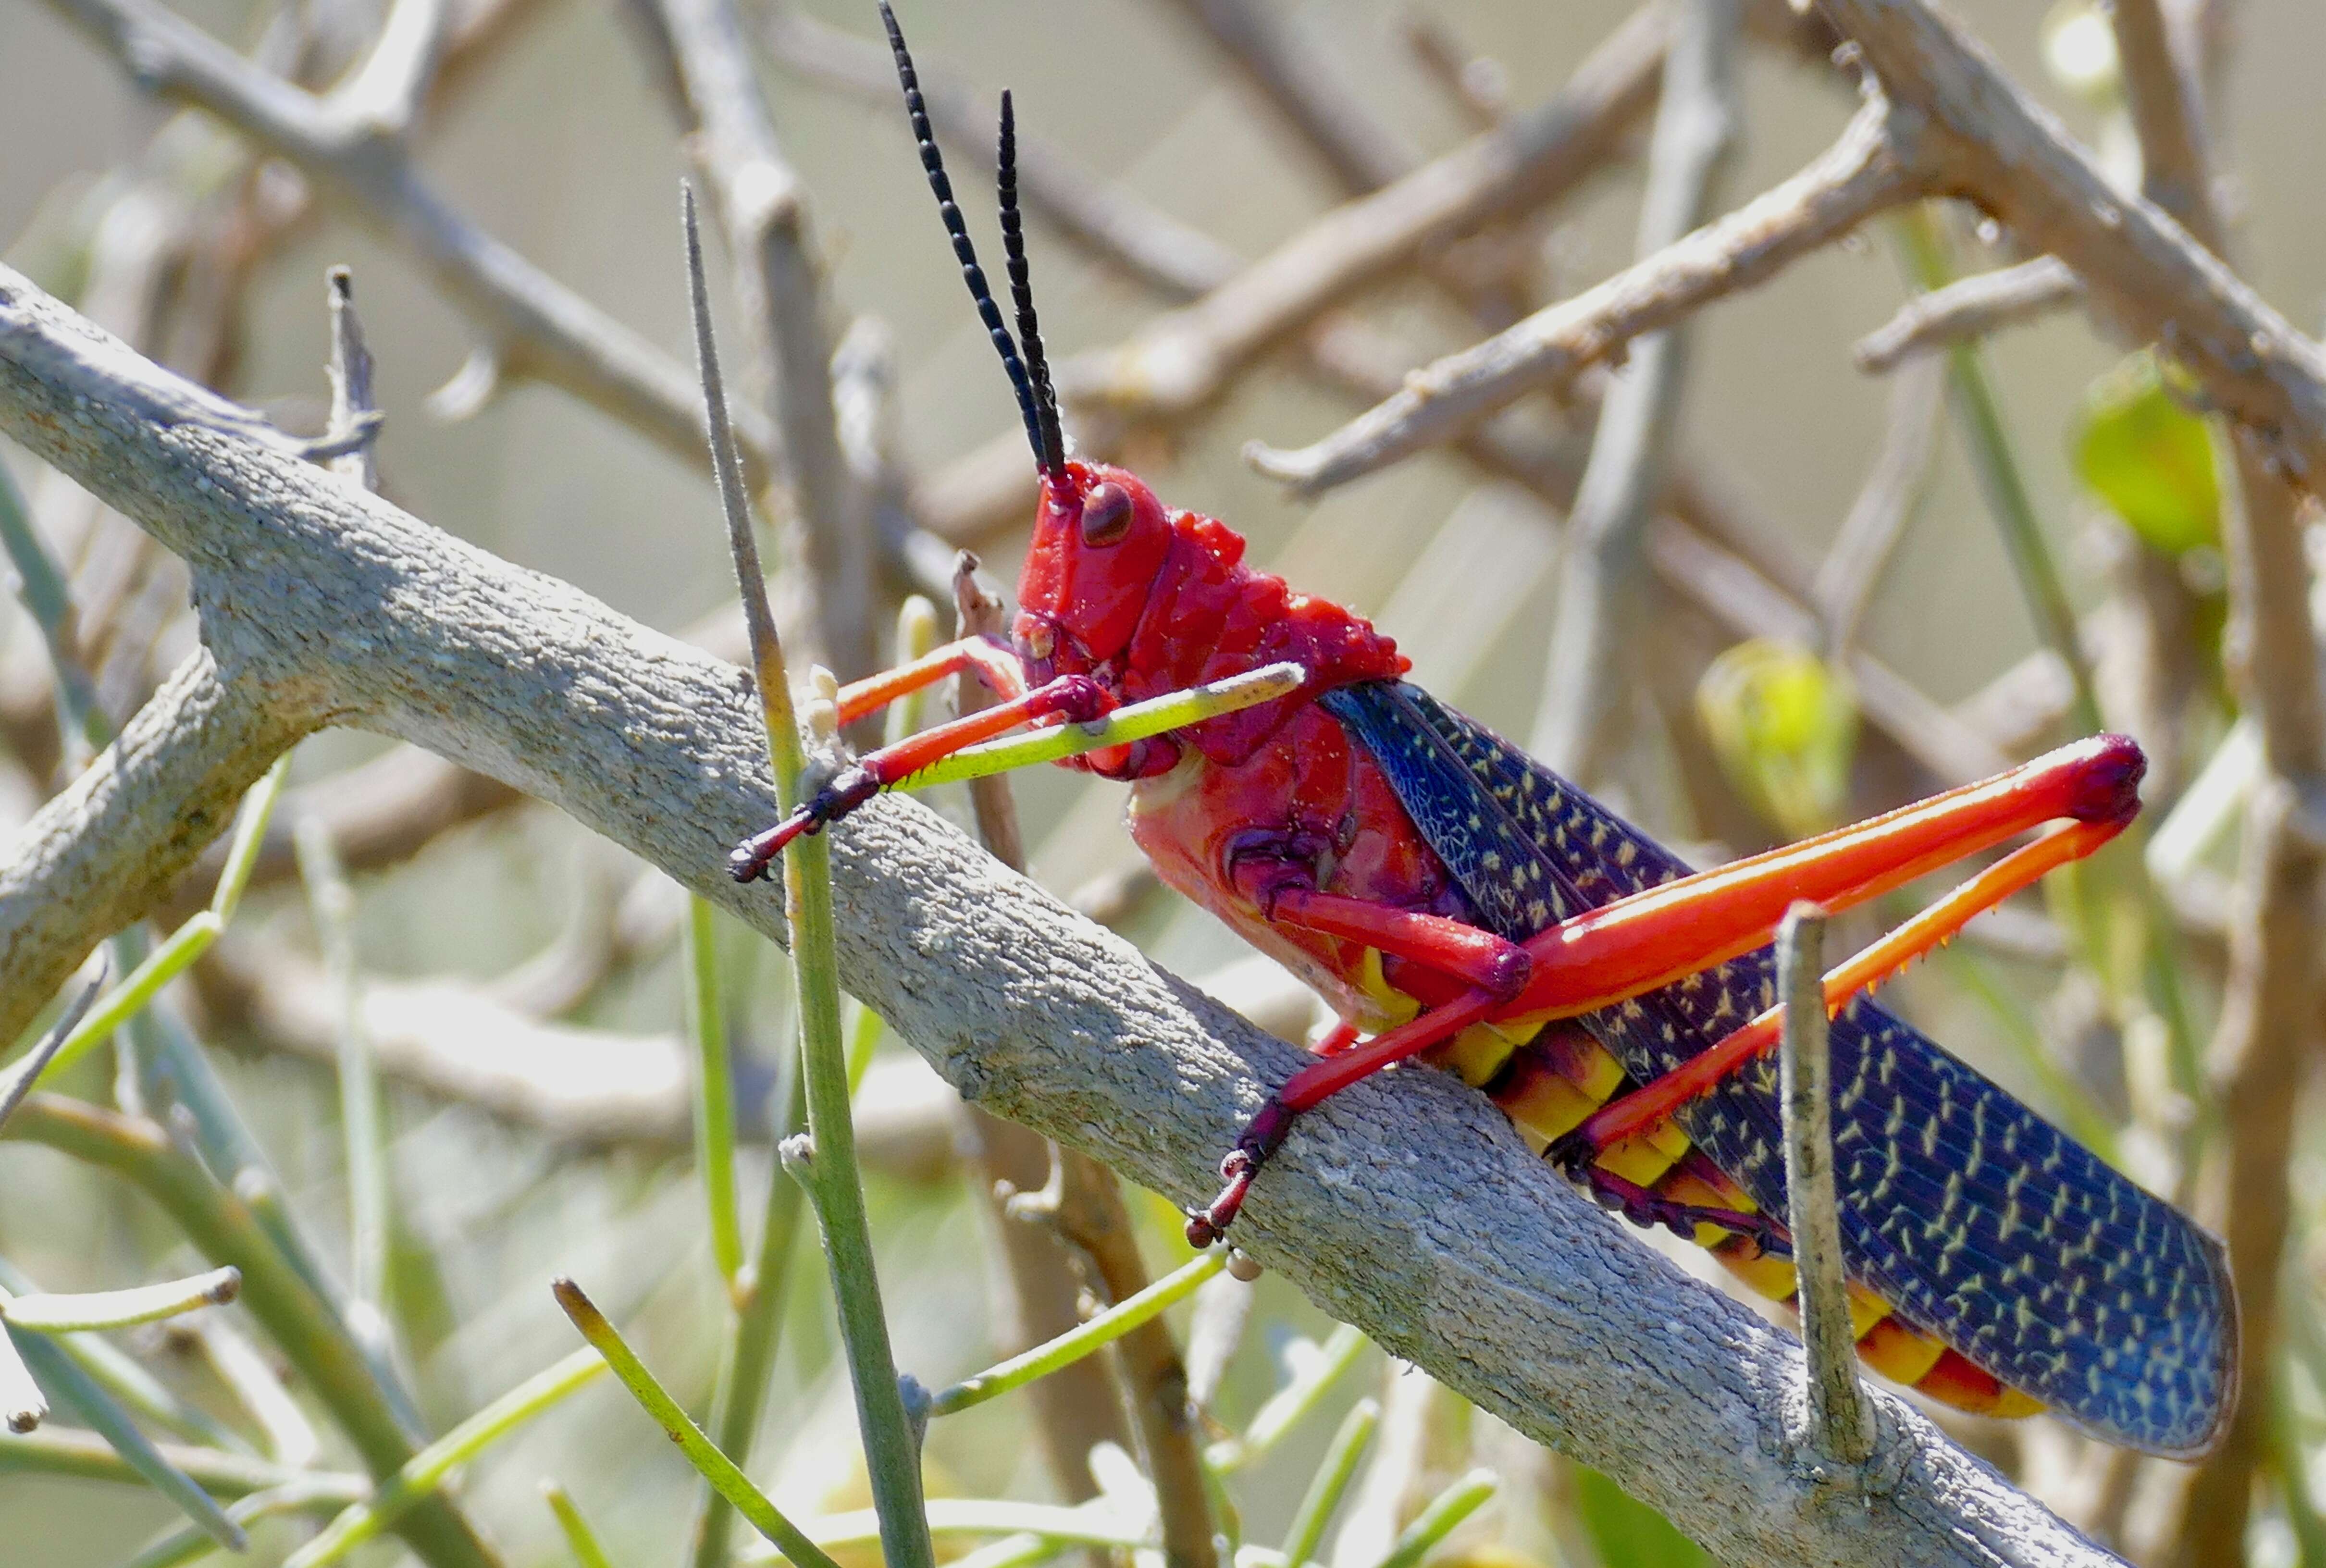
left=1571, top=1465, right=1707, bottom=1568
left=1695, top=640, right=1859, bottom=840
left=2071, top=352, right=2222, bottom=556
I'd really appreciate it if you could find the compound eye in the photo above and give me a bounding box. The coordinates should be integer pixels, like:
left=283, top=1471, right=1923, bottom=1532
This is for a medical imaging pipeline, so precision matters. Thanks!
left=1080, top=482, right=1134, bottom=546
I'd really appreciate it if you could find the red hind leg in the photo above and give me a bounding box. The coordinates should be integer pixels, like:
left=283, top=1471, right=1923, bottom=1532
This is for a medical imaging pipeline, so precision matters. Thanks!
left=1545, top=812, right=2127, bottom=1172
left=1186, top=738, right=2141, bottom=1246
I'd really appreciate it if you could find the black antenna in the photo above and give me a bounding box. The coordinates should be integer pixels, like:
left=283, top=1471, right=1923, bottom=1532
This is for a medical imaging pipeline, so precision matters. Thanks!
left=877, top=2, right=1056, bottom=479
left=997, top=91, right=1066, bottom=479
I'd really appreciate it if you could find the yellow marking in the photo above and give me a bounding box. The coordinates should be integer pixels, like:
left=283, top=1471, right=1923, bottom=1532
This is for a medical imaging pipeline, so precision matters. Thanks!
left=1442, top=1017, right=1529, bottom=1088
left=1354, top=948, right=1423, bottom=1026
left=1596, top=1133, right=1680, bottom=1188
left=1499, top=1070, right=1599, bottom=1144
left=1857, top=1317, right=1946, bottom=1386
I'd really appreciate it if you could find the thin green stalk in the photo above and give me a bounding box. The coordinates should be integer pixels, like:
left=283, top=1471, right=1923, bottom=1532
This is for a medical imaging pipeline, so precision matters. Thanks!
left=843, top=1002, right=884, bottom=1097
left=5, top=1322, right=245, bottom=1549
left=1370, top=1469, right=1498, bottom=1568
left=210, top=754, right=290, bottom=924
left=134, top=757, right=425, bottom=1437
left=283, top=1346, right=608, bottom=1568
left=122, top=1476, right=372, bottom=1568
left=741, top=1498, right=1156, bottom=1560
left=0, top=1267, right=239, bottom=1332
left=835, top=598, right=937, bottom=1102
left=294, top=817, right=391, bottom=1321
left=0, top=916, right=221, bottom=1102
left=0, top=1097, right=495, bottom=1568
left=1280, top=1396, right=1378, bottom=1566
left=0, top=962, right=105, bottom=1135
left=0, top=1424, right=352, bottom=1497
left=544, top=1480, right=619, bottom=1568
left=685, top=895, right=744, bottom=1292
left=684, top=183, right=932, bottom=1568
left=553, top=1276, right=841, bottom=1568
left=0, top=1253, right=236, bottom=1447
left=1892, top=205, right=2102, bottom=737
left=187, top=1314, right=318, bottom=1467
left=691, top=1060, right=810, bottom=1568
left=1207, top=1323, right=1369, bottom=1473
left=929, top=1251, right=1227, bottom=1417
left=0, top=753, right=277, bottom=1107
left=0, top=450, right=107, bottom=759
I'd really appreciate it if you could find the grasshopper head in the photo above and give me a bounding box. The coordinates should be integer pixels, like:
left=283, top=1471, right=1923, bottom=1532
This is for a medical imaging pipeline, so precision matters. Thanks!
left=1014, top=460, right=1176, bottom=677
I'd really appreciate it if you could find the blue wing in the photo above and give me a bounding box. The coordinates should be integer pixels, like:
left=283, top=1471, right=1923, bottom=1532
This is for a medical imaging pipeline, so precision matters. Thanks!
left=1319, top=680, right=2235, bottom=1456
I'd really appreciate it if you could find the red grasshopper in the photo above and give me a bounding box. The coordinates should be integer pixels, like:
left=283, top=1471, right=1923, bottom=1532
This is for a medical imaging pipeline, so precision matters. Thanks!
left=733, top=2, right=2235, bottom=1458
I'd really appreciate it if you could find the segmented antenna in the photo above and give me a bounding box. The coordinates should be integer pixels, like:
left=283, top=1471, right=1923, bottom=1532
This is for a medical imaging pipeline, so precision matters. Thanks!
left=877, top=2, right=1057, bottom=479
left=997, top=92, right=1066, bottom=479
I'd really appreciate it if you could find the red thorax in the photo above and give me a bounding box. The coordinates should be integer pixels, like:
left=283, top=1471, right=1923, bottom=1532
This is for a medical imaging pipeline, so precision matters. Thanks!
left=1013, top=460, right=1408, bottom=778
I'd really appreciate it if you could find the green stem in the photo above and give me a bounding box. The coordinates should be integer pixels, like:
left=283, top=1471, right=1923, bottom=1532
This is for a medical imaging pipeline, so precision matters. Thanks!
left=929, top=1251, right=1226, bottom=1417
left=0, top=451, right=107, bottom=758
left=690, top=1059, right=810, bottom=1568
left=5, top=1322, right=245, bottom=1549
left=122, top=1478, right=362, bottom=1568
left=283, top=1346, right=608, bottom=1568
left=686, top=896, right=744, bottom=1292
left=1207, top=1323, right=1370, bottom=1473
left=294, top=817, right=391, bottom=1321
left=903, top=663, right=1303, bottom=790
left=1371, top=1469, right=1499, bottom=1568
left=0, top=1253, right=237, bottom=1447
left=0, top=1098, right=495, bottom=1568
left=554, top=1275, right=841, bottom=1568
left=1280, top=1397, right=1378, bottom=1566
left=0, top=1425, right=347, bottom=1498
left=741, top=1498, right=1157, bottom=1560
left=0, top=914, right=220, bottom=1101
left=683, top=183, right=932, bottom=1568
left=136, top=761, right=425, bottom=1436
left=543, top=1480, right=619, bottom=1568
left=0, top=1267, right=240, bottom=1332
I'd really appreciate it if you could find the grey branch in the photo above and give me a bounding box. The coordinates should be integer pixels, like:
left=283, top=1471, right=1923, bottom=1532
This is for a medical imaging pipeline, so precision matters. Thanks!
left=1531, top=0, right=1741, bottom=782
left=0, top=264, right=2130, bottom=1568
left=1775, top=904, right=1877, bottom=1470
left=656, top=0, right=876, bottom=681
left=1245, top=88, right=1923, bottom=494
left=43, top=0, right=782, bottom=485
left=1853, top=256, right=2084, bottom=374
left=1816, top=0, right=2326, bottom=486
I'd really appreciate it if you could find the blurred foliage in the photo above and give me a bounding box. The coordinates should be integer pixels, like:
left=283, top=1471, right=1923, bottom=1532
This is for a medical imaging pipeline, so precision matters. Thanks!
left=2071, top=352, right=2224, bottom=558
left=1694, top=639, right=1859, bottom=841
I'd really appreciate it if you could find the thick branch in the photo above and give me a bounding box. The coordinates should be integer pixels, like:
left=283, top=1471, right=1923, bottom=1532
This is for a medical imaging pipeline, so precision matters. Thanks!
left=0, top=265, right=2127, bottom=1568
